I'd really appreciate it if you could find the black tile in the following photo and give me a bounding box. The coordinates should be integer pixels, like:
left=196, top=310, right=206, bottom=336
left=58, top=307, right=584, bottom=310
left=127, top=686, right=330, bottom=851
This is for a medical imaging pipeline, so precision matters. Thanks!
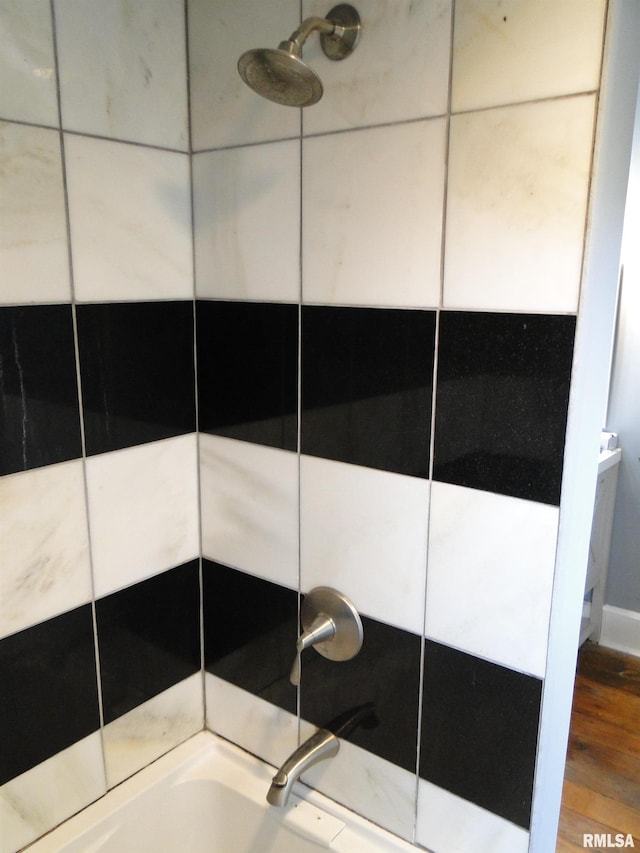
left=197, top=300, right=298, bottom=452
left=433, top=311, right=575, bottom=504
left=77, top=301, right=196, bottom=456
left=301, top=616, right=421, bottom=773
left=0, top=605, right=100, bottom=785
left=203, top=561, right=298, bottom=715
left=96, top=561, right=201, bottom=724
left=0, top=305, right=82, bottom=475
left=302, top=306, right=436, bottom=478
left=420, top=640, right=542, bottom=829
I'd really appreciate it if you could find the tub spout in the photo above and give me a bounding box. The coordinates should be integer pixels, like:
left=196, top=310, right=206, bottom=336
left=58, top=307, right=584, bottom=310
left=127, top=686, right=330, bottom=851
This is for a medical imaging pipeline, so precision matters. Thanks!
left=266, top=728, right=339, bottom=807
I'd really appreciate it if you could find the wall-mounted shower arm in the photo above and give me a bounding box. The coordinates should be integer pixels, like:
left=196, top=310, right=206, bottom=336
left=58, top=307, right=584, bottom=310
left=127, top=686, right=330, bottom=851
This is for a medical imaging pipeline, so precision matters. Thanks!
left=282, top=17, right=337, bottom=56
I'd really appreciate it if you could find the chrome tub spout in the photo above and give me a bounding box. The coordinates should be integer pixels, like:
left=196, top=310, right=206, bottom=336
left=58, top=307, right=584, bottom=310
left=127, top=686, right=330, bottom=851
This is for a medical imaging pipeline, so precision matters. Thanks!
left=266, top=728, right=339, bottom=807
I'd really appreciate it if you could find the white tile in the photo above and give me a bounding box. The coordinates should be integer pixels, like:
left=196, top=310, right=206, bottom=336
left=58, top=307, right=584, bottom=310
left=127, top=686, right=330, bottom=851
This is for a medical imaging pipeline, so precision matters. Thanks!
left=444, top=95, right=596, bottom=313
left=300, top=719, right=416, bottom=842
left=452, top=0, right=607, bottom=112
left=64, top=134, right=193, bottom=303
left=0, top=0, right=58, bottom=126
left=300, top=455, right=429, bottom=634
left=426, top=482, right=559, bottom=678
left=194, top=141, right=300, bottom=302
left=303, top=120, right=445, bottom=308
left=205, top=673, right=298, bottom=770
left=0, top=122, right=71, bottom=305
left=103, top=674, right=203, bottom=789
left=54, top=0, right=188, bottom=149
left=302, top=0, right=452, bottom=134
left=86, top=435, right=199, bottom=598
left=188, top=0, right=301, bottom=151
left=0, top=732, right=105, bottom=853
left=0, top=461, right=92, bottom=640
left=416, top=778, right=530, bottom=853
left=200, top=434, right=299, bottom=590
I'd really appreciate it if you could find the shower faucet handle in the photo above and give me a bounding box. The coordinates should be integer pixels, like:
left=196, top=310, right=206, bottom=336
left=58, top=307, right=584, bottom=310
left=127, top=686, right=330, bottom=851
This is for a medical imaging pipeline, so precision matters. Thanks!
left=289, top=587, right=364, bottom=686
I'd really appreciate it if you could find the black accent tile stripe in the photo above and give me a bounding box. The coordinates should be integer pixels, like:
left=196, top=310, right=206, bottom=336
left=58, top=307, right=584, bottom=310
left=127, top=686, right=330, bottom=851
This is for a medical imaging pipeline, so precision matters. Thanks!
left=203, top=561, right=297, bottom=715
left=77, top=301, right=196, bottom=456
left=0, top=304, right=82, bottom=475
left=420, top=640, right=542, bottom=829
left=302, top=306, right=436, bottom=478
left=96, top=561, right=201, bottom=725
left=301, top=615, right=421, bottom=774
left=433, top=311, right=575, bottom=504
left=0, top=605, right=100, bottom=786
left=197, top=300, right=298, bottom=452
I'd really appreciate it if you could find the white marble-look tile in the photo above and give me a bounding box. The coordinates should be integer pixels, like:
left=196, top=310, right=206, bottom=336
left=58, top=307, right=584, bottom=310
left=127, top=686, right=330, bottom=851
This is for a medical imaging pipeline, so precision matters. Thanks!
left=64, top=134, right=193, bottom=303
left=416, top=778, right=530, bottom=853
left=425, top=482, right=559, bottom=678
left=300, top=455, right=429, bottom=635
left=205, top=672, right=298, bottom=771
left=0, top=122, right=71, bottom=305
left=0, top=0, right=58, bottom=126
left=103, top=674, right=203, bottom=789
left=0, top=461, right=92, bottom=640
left=300, top=719, right=416, bottom=842
left=452, top=0, right=606, bottom=113
left=0, top=732, right=105, bottom=853
left=303, top=120, right=445, bottom=308
left=444, top=95, right=596, bottom=313
left=193, top=141, right=300, bottom=302
left=54, top=0, right=188, bottom=150
left=302, top=0, right=452, bottom=135
left=86, top=435, right=199, bottom=599
left=188, top=0, right=300, bottom=151
left=200, top=434, right=299, bottom=589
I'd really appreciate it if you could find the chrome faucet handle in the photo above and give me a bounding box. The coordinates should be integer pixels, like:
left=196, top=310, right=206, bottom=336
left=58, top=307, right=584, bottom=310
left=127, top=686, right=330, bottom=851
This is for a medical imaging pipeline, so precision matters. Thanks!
left=289, top=588, right=363, bottom=686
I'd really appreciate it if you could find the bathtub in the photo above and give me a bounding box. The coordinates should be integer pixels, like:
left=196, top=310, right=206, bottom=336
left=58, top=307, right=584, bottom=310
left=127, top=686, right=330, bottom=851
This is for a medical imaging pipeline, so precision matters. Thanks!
left=26, top=732, right=418, bottom=852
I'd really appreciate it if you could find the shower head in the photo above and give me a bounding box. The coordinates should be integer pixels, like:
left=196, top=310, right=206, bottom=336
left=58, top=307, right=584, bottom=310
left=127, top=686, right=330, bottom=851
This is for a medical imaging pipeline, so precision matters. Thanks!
left=237, top=4, right=361, bottom=108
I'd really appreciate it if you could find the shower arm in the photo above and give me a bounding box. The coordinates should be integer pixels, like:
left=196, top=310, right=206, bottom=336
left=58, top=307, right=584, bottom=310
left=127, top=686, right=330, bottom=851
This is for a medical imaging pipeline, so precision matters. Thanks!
left=280, top=16, right=344, bottom=56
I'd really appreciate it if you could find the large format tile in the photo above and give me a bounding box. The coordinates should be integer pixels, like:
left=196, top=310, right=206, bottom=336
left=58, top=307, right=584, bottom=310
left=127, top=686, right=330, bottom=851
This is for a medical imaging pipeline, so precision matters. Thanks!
left=188, top=0, right=300, bottom=150
left=303, top=120, right=445, bottom=308
left=300, top=455, right=429, bottom=635
left=301, top=305, right=435, bottom=477
left=54, top=0, right=188, bottom=149
left=193, top=141, right=300, bottom=302
left=302, top=0, right=452, bottom=134
left=433, top=311, right=576, bottom=505
left=0, top=605, right=100, bottom=787
left=96, top=561, right=201, bottom=725
left=0, top=461, right=91, bottom=641
left=0, top=305, right=82, bottom=475
left=103, top=674, right=203, bottom=789
left=64, top=135, right=192, bottom=302
left=0, top=0, right=58, bottom=126
left=77, top=301, right=196, bottom=455
left=425, top=482, right=559, bottom=677
left=200, top=434, right=299, bottom=589
left=444, top=95, right=596, bottom=313
left=452, top=0, right=606, bottom=112
left=86, top=435, right=199, bottom=598
left=0, top=122, right=70, bottom=305
left=0, top=732, right=105, bottom=853
left=197, top=301, right=298, bottom=452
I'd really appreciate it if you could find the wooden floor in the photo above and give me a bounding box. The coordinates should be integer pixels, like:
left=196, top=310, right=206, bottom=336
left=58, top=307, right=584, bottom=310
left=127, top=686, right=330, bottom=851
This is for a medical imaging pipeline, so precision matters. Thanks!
left=556, top=642, right=640, bottom=851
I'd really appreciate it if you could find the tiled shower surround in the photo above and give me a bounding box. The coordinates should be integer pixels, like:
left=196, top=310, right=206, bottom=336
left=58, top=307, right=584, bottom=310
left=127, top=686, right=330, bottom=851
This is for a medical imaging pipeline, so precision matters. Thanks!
left=0, top=1, right=609, bottom=851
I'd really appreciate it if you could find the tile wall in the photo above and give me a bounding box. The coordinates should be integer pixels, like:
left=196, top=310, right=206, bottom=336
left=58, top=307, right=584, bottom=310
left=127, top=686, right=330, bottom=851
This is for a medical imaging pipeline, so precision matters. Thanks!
left=0, top=3, right=201, bottom=851
left=0, top=1, right=608, bottom=852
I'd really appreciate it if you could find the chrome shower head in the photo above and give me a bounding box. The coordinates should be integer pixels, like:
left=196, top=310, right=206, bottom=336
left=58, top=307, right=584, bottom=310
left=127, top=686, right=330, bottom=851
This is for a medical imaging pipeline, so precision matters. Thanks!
left=237, top=4, right=361, bottom=108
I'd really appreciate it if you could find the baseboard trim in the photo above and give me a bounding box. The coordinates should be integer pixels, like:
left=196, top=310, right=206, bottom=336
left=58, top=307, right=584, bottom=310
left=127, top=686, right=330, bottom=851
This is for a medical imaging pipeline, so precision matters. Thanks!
left=599, top=604, right=640, bottom=658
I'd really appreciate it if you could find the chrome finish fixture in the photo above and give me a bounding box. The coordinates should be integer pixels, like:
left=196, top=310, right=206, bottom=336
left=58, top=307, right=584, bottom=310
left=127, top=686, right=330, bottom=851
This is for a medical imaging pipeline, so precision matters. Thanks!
left=290, top=587, right=364, bottom=686
left=237, top=4, right=361, bottom=107
left=266, top=728, right=339, bottom=807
